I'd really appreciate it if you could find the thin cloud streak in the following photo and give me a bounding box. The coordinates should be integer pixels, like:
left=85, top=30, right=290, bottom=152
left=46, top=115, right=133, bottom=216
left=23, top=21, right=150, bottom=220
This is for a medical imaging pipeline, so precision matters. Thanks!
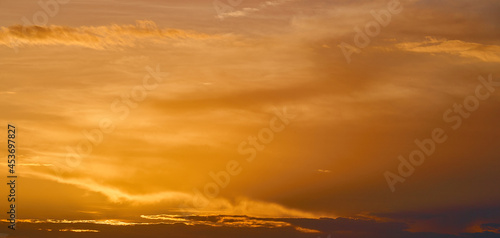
left=0, top=20, right=221, bottom=50
left=218, top=0, right=296, bottom=19
left=395, top=37, right=500, bottom=62
left=24, top=171, right=324, bottom=218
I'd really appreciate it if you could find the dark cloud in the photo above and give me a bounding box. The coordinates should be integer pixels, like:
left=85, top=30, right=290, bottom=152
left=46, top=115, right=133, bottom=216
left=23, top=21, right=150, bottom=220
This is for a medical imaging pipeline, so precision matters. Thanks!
left=3, top=216, right=500, bottom=238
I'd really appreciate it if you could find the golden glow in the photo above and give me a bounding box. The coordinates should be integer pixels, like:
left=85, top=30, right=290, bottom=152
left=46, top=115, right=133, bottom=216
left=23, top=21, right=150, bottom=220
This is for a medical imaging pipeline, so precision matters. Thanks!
left=1, top=0, right=499, bottom=236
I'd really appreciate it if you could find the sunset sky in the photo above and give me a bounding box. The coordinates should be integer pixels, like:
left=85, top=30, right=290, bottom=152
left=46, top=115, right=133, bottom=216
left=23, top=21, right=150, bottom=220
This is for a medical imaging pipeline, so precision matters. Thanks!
left=1, top=0, right=500, bottom=237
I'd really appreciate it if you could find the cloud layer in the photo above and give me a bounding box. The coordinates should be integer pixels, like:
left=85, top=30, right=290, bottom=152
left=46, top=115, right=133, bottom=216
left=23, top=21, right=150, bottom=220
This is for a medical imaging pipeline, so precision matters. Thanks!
left=0, top=20, right=219, bottom=50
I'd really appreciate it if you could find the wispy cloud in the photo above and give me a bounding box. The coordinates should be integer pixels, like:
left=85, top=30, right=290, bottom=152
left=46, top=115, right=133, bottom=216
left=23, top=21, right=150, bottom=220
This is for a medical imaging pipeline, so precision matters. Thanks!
left=395, top=36, right=500, bottom=62
left=5, top=216, right=320, bottom=233
left=0, top=91, right=16, bottom=94
left=0, top=20, right=221, bottom=50
left=58, top=229, right=100, bottom=233
left=218, top=0, right=295, bottom=19
left=25, top=171, right=193, bottom=204
left=142, top=214, right=289, bottom=228
left=4, top=218, right=149, bottom=226
left=25, top=171, right=323, bottom=218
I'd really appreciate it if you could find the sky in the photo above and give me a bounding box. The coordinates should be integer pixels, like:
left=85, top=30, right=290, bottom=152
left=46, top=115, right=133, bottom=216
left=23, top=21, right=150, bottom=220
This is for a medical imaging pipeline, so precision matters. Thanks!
left=1, top=0, right=500, bottom=237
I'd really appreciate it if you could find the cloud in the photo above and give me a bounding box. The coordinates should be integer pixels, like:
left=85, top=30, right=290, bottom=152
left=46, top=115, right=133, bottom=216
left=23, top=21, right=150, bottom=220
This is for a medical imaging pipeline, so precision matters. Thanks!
left=13, top=215, right=323, bottom=233
left=218, top=0, right=295, bottom=19
left=140, top=214, right=299, bottom=229
left=395, top=37, right=500, bottom=62
left=374, top=207, right=500, bottom=234
left=0, top=20, right=221, bottom=50
left=5, top=216, right=500, bottom=238
left=7, top=218, right=150, bottom=226
left=24, top=171, right=195, bottom=203
left=317, top=169, right=331, bottom=173
left=0, top=162, right=53, bottom=167
left=24, top=171, right=322, bottom=218
left=481, top=223, right=500, bottom=233
left=58, top=229, right=100, bottom=233
left=0, top=91, right=16, bottom=94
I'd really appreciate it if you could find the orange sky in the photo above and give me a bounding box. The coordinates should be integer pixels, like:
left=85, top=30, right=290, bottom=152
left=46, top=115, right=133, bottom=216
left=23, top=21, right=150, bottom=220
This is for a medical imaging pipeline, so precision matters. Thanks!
left=1, top=0, right=500, bottom=237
